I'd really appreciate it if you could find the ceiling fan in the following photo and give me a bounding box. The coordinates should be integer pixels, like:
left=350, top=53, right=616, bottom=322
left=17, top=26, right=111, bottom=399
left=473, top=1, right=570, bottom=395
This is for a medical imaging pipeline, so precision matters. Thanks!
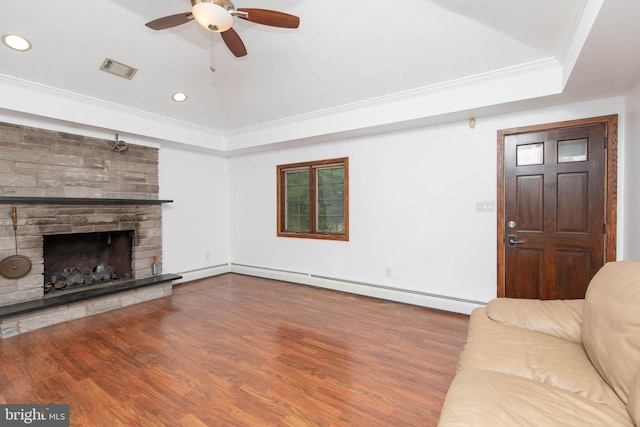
left=145, top=0, right=300, bottom=58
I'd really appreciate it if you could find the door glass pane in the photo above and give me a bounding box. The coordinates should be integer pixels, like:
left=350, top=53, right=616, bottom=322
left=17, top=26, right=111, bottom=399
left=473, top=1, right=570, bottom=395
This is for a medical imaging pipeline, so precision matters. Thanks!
left=517, top=143, right=544, bottom=166
left=558, top=139, right=588, bottom=163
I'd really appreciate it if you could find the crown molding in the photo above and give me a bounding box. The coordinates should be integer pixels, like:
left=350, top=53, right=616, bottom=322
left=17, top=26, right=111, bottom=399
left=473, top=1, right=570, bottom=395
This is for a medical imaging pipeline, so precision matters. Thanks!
left=224, top=57, right=563, bottom=152
left=0, top=73, right=225, bottom=150
left=0, top=56, right=563, bottom=154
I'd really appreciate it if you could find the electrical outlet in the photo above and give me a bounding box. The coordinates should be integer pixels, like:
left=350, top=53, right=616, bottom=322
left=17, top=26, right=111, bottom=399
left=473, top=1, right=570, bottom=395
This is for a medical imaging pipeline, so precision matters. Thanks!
left=385, top=267, right=392, bottom=277
left=205, top=252, right=210, bottom=260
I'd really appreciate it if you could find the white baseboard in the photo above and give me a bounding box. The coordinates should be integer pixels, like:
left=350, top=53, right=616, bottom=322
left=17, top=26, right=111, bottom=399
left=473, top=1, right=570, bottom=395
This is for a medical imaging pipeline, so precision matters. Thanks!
left=173, top=264, right=230, bottom=284
left=229, top=264, right=484, bottom=315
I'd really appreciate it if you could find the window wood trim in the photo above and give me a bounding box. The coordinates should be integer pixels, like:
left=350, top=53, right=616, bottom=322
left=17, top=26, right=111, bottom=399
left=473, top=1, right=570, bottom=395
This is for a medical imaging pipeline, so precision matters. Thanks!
left=277, top=157, right=349, bottom=241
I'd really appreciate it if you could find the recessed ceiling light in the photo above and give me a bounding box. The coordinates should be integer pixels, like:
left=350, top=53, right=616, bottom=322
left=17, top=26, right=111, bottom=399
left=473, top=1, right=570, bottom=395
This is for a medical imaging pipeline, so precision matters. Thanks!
left=2, top=34, right=32, bottom=51
left=172, top=92, right=188, bottom=102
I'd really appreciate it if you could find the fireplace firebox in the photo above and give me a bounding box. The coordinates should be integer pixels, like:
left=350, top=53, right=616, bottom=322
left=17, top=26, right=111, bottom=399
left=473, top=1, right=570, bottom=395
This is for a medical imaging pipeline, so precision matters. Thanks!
left=43, top=230, right=134, bottom=293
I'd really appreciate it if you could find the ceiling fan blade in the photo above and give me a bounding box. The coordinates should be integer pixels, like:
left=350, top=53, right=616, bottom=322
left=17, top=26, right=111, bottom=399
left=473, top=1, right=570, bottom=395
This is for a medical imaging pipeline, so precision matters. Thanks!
left=145, top=12, right=194, bottom=30
left=236, top=8, right=300, bottom=29
left=221, top=28, right=248, bottom=57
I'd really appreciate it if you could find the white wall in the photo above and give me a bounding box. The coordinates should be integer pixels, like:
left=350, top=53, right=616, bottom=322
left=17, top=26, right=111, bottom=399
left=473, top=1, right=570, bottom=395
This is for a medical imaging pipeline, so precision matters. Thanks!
left=159, top=145, right=230, bottom=277
left=228, top=97, right=626, bottom=309
left=1, top=93, right=633, bottom=312
left=624, top=82, right=640, bottom=260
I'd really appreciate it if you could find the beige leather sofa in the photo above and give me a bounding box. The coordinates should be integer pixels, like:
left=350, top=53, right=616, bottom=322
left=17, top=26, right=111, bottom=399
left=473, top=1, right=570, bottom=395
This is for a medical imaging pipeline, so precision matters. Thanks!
left=438, top=260, right=640, bottom=426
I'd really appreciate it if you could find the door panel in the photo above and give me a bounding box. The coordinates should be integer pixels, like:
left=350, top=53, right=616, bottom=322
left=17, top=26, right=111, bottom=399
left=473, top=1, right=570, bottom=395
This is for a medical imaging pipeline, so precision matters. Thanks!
left=556, top=251, right=590, bottom=299
left=502, top=123, right=607, bottom=300
left=510, top=249, right=544, bottom=299
left=557, top=173, right=588, bottom=232
left=516, top=175, right=544, bottom=231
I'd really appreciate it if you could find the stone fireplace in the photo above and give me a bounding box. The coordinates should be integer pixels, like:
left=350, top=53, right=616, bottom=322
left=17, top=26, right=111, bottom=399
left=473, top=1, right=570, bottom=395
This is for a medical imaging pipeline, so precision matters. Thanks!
left=0, top=122, right=179, bottom=337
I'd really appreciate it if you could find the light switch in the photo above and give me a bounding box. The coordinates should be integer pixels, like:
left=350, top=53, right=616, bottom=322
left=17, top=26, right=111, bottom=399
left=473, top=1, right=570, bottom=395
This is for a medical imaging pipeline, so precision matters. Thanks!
left=476, top=201, right=495, bottom=212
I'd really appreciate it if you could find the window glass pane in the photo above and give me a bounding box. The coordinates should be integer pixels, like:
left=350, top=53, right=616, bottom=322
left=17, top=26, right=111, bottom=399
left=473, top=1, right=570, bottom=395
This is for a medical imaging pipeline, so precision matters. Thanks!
left=517, top=143, right=544, bottom=166
left=288, top=185, right=308, bottom=199
left=558, top=139, right=588, bottom=163
left=299, top=215, right=309, bottom=231
left=317, top=167, right=345, bottom=233
left=287, top=213, right=309, bottom=231
left=319, top=216, right=344, bottom=233
left=287, top=215, right=300, bottom=231
left=286, top=170, right=309, bottom=187
left=287, top=201, right=299, bottom=215
left=285, top=170, right=310, bottom=232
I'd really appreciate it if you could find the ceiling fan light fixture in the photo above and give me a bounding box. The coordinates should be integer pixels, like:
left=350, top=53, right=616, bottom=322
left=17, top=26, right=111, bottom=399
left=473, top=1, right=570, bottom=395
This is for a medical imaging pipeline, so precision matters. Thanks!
left=192, top=2, right=233, bottom=32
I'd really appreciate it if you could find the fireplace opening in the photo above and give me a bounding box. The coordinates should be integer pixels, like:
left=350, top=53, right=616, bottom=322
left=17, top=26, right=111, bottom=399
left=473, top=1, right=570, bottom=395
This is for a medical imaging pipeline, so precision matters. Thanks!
left=43, top=230, right=134, bottom=294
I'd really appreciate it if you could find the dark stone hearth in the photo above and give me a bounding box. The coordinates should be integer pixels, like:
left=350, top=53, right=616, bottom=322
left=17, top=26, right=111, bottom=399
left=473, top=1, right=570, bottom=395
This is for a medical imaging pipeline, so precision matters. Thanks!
left=0, top=274, right=181, bottom=320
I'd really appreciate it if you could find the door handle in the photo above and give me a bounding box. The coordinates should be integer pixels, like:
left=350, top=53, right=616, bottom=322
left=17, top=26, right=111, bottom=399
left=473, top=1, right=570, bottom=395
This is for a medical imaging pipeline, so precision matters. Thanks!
left=507, top=234, right=525, bottom=247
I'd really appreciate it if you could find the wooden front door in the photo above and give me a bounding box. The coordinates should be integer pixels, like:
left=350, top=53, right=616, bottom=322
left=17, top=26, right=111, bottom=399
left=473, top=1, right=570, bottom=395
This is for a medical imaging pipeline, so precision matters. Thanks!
left=497, top=116, right=618, bottom=300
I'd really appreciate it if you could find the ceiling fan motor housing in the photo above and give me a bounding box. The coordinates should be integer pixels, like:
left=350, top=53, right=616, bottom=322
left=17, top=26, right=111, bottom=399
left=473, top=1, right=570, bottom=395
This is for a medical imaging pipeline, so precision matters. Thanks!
left=191, top=0, right=235, bottom=12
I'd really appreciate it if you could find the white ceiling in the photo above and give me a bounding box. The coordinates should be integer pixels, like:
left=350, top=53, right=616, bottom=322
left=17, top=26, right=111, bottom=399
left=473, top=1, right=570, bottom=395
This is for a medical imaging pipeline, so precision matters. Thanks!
left=1, top=0, right=639, bottom=152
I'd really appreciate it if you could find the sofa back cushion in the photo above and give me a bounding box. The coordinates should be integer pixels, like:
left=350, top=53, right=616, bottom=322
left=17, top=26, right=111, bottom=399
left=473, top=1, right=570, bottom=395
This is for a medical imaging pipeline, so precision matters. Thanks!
left=628, top=371, right=640, bottom=425
left=582, top=260, right=640, bottom=404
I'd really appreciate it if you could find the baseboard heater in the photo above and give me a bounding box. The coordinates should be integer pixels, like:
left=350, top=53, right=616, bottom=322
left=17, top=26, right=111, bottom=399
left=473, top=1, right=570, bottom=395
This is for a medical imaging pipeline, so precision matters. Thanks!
left=229, top=264, right=484, bottom=315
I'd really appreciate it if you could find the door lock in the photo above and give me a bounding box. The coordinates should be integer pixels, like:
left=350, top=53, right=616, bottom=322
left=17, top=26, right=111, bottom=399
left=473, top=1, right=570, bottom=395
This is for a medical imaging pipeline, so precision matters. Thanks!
left=507, top=234, right=525, bottom=247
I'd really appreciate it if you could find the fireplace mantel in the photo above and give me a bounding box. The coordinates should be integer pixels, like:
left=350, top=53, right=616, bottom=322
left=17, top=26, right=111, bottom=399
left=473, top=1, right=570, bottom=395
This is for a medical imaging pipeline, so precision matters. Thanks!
left=0, top=196, right=173, bottom=204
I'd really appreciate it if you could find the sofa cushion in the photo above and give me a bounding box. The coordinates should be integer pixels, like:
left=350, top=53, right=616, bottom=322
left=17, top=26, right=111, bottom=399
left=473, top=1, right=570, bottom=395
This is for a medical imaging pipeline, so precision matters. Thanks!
left=438, top=369, right=635, bottom=427
left=582, top=260, right=640, bottom=404
left=627, top=371, right=640, bottom=425
left=457, top=308, right=623, bottom=407
left=486, top=298, right=583, bottom=343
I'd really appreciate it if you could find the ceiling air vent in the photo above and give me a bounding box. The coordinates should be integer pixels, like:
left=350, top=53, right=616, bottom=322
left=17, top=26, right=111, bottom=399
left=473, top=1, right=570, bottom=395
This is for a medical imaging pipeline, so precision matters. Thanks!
left=99, top=58, right=138, bottom=80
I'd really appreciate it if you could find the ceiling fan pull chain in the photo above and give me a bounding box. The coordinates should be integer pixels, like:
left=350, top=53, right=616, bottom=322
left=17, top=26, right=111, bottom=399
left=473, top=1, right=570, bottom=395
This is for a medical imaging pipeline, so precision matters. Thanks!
left=210, top=32, right=216, bottom=72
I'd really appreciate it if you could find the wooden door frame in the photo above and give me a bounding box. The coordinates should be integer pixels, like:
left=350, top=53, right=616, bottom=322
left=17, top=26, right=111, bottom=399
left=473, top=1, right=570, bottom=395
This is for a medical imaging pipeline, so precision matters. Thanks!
left=496, top=115, right=618, bottom=297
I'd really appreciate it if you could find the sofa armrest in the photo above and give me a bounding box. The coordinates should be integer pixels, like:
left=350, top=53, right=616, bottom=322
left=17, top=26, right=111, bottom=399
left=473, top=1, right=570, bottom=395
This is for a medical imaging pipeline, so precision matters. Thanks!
left=486, top=298, right=584, bottom=344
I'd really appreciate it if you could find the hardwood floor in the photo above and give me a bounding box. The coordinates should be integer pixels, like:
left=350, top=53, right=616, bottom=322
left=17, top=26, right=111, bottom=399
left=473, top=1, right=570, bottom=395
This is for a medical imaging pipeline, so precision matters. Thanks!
left=0, top=274, right=469, bottom=426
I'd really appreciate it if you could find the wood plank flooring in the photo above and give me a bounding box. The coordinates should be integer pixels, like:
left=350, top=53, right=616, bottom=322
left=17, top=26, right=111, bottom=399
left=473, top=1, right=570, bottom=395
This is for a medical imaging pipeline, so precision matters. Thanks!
left=0, top=274, right=469, bottom=426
